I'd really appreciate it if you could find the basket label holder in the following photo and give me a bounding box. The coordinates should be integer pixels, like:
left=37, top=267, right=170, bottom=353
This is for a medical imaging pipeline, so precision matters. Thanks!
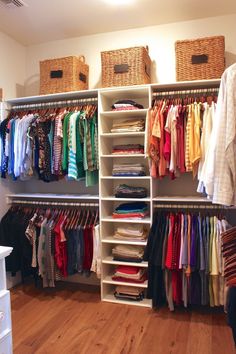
left=191, top=54, right=208, bottom=64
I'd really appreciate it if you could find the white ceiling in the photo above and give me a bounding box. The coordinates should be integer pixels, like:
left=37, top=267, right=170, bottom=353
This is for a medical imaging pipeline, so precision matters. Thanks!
left=0, top=0, right=236, bottom=46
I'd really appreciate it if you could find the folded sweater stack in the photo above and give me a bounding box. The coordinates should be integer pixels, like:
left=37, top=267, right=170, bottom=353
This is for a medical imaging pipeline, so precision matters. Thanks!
left=112, top=265, right=147, bottom=283
left=112, top=144, right=144, bottom=155
left=111, top=100, right=144, bottom=111
left=222, top=226, right=236, bottom=286
left=112, top=202, right=148, bottom=219
left=112, top=244, right=144, bottom=262
left=114, top=225, right=148, bottom=241
left=114, top=184, right=147, bottom=198
left=114, top=285, right=144, bottom=301
left=111, top=119, right=145, bottom=133
left=112, top=163, right=146, bottom=177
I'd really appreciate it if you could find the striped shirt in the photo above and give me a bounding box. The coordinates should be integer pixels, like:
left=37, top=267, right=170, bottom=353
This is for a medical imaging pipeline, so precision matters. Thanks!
left=68, top=112, right=79, bottom=180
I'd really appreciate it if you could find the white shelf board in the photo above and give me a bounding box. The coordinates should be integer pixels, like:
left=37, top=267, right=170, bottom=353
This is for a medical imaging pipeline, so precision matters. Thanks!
left=102, top=294, right=152, bottom=308
left=100, top=132, right=145, bottom=138
left=101, top=197, right=150, bottom=202
left=6, top=80, right=220, bottom=106
left=6, top=193, right=99, bottom=200
left=102, top=237, right=147, bottom=246
left=7, top=89, right=98, bottom=105
left=101, top=216, right=151, bottom=224
left=100, top=109, right=147, bottom=117
left=103, top=276, right=148, bottom=288
left=101, top=176, right=151, bottom=180
left=101, top=154, right=145, bottom=158
left=151, top=79, right=220, bottom=91
left=102, top=256, right=148, bottom=268
left=100, top=85, right=149, bottom=97
left=153, top=196, right=211, bottom=202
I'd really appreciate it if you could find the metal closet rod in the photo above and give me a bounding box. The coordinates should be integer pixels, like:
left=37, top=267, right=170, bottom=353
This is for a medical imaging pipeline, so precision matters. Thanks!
left=152, top=87, right=219, bottom=97
left=11, top=97, right=98, bottom=110
left=153, top=203, right=229, bottom=209
left=10, top=200, right=99, bottom=207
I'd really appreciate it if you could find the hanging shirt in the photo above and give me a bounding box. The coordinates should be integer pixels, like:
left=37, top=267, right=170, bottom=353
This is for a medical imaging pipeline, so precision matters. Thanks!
left=192, top=102, right=201, bottom=178
left=62, top=112, right=73, bottom=172
left=165, top=105, right=178, bottom=175
left=197, top=102, right=215, bottom=193
left=68, top=112, right=79, bottom=180
left=185, top=105, right=193, bottom=173
left=159, top=101, right=167, bottom=177
left=212, top=64, right=236, bottom=205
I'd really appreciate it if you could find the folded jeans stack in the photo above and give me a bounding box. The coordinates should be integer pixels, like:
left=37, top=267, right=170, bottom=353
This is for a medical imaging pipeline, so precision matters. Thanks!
left=111, top=100, right=144, bottom=111
left=112, top=144, right=144, bottom=155
left=111, top=119, right=145, bottom=133
left=114, top=225, right=148, bottom=241
left=112, top=265, right=147, bottom=283
left=112, top=163, right=146, bottom=177
left=115, top=184, right=147, bottom=198
left=112, top=202, right=148, bottom=219
left=112, top=244, right=144, bottom=262
left=114, top=285, right=144, bottom=301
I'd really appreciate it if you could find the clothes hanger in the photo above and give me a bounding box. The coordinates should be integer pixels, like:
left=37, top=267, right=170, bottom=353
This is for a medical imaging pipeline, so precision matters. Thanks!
left=84, top=209, right=90, bottom=227
left=93, top=208, right=99, bottom=226
left=71, top=208, right=82, bottom=230
left=66, top=208, right=76, bottom=230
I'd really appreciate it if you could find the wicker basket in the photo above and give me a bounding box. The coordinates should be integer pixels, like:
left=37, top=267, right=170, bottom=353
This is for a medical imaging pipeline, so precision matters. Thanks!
left=40, top=55, right=89, bottom=94
left=175, top=36, right=225, bottom=81
left=101, top=46, right=151, bottom=87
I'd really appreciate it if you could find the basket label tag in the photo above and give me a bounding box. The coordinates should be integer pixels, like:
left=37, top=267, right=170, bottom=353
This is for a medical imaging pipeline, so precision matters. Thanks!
left=191, top=54, right=208, bottom=64
left=114, top=64, right=129, bottom=73
left=79, top=72, right=87, bottom=83
left=50, top=70, right=63, bottom=78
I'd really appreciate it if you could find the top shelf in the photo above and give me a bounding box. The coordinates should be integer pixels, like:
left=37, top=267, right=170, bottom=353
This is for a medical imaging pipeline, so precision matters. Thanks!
left=6, top=193, right=99, bottom=200
left=7, top=89, right=98, bottom=105
left=152, top=196, right=211, bottom=202
left=6, top=79, right=221, bottom=105
left=151, top=79, right=221, bottom=91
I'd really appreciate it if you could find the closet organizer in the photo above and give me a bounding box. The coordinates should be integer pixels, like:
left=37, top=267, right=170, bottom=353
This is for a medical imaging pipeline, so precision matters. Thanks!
left=0, top=90, right=101, bottom=291
left=1, top=196, right=100, bottom=287
left=2, top=79, right=233, bottom=310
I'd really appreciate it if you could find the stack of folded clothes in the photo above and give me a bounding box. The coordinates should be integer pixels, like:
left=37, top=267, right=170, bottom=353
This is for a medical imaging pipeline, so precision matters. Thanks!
left=113, top=225, right=148, bottom=241
left=114, top=285, right=144, bottom=301
left=111, top=119, right=145, bottom=133
left=112, top=144, right=144, bottom=155
left=112, top=202, right=148, bottom=219
left=114, top=184, right=147, bottom=198
left=111, top=99, right=144, bottom=111
left=221, top=226, right=236, bottom=286
left=112, top=265, right=147, bottom=283
left=112, top=163, right=146, bottom=177
left=112, top=244, right=144, bottom=262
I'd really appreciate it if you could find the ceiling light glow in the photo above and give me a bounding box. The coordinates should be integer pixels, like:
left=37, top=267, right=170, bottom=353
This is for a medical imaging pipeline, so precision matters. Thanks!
left=103, top=0, right=135, bottom=5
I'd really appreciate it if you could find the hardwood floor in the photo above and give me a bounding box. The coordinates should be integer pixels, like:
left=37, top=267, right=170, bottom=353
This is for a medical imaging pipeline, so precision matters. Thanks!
left=10, top=282, right=235, bottom=354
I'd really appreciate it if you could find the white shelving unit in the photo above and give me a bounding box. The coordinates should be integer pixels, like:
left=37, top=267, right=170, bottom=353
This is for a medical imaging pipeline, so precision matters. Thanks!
left=0, top=246, right=13, bottom=354
left=99, top=85, right=152, bottom=308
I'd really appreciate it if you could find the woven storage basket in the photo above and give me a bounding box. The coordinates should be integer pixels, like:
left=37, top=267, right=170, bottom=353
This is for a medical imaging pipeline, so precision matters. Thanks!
left=175, top=36, right=225, bottom=81
left=40, top=55, right=89, bottom=94
left=101, top=46, right=151, bottom=87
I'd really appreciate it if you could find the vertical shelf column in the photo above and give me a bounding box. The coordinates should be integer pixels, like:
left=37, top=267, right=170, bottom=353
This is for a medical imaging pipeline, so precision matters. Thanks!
left=99, top=85, right=152, bottom=307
